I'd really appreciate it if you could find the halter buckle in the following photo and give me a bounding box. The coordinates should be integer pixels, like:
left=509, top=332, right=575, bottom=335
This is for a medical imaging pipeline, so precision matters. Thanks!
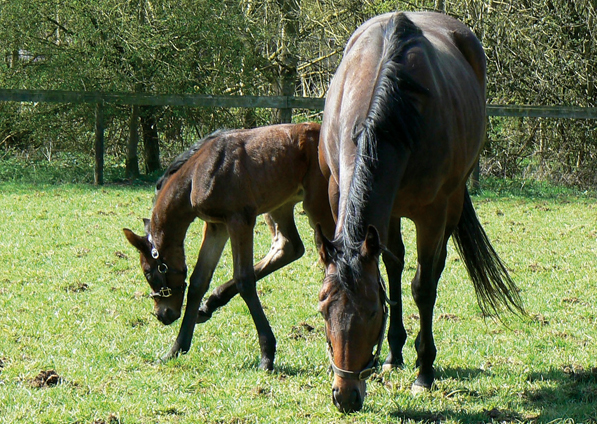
left=150, top=287, right=173, bottom=298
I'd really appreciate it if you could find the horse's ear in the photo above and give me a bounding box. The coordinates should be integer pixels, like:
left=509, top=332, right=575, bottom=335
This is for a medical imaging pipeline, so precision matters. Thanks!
left=315, top=223, right=335, bottom=264
left=143, top=218, right=152, bottom=235
left=361, top=225, right=381, bottom=258
left=123, top=228, right=151, bottom=258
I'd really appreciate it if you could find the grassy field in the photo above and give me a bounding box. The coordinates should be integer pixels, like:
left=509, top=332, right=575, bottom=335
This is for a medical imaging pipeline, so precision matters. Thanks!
left=0, top=177, right=596, bottom=423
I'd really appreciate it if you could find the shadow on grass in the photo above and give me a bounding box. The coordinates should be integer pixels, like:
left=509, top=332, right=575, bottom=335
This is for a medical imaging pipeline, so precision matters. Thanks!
left=238, top=358, right=321, bottom=378
left=387, top=365, right=597, bottom=423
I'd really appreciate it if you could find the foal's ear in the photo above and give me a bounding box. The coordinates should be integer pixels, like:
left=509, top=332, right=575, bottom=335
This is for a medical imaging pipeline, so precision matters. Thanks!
left=361, top=225, right=382, bottom=259
left=315, top=223, right=335, bottom=264
left=123, top=228, right=151, bottom=258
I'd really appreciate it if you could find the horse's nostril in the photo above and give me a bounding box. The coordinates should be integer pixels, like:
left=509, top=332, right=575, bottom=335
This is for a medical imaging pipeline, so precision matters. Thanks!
left=332, top=387, right=363, bottom=413
left=350, top=389, right=362, bottom=409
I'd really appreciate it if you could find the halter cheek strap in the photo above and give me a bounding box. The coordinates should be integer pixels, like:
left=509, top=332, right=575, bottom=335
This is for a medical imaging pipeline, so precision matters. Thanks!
left=327, top=276, right=390, bottom=381
left=147, top=233, right=187, bottom=299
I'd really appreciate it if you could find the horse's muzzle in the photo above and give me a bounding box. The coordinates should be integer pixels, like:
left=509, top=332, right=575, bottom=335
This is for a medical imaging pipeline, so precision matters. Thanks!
left=332, top=385, right=364, bottom=413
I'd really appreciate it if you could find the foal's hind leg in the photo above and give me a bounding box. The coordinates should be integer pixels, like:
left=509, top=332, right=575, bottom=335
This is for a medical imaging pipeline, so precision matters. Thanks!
left=382, top=217, right=408, bottom=371
left=228, top=215, right=277, bottom=370
left=197, top=203, right=305, bottom=322
left=162, top=222, right=229, bottom=361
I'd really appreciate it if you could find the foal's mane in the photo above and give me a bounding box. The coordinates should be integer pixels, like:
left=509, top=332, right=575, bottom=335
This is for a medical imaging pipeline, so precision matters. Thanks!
left=339, top=13, right=428, bottom=290
left=155, top=130, right=227, bottom=193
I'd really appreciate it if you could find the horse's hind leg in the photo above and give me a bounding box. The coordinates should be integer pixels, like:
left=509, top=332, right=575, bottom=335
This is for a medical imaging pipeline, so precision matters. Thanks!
left=197, top=203, right=304, bottom=322
left=410, top=206, right=449, bottom=391
left=228, top=215, right=277, bottom=370
left=162, top=222, right=228, bottom=361
left=411, top=196, right=463, bottom=390
left=382, top=217, right=407, bottom=371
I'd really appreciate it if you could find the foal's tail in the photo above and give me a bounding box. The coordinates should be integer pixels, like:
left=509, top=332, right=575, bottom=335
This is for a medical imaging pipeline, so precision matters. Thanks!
left=452, top=189, right=525, bottom=318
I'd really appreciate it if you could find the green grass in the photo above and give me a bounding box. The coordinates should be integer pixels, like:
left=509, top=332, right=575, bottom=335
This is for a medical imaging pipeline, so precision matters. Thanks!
left=0, top=174, right=597, bottom=423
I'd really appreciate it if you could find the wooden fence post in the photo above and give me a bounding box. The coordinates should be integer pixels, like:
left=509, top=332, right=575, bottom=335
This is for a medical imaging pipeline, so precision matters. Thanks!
left=94, top=102, right=105, bottom=186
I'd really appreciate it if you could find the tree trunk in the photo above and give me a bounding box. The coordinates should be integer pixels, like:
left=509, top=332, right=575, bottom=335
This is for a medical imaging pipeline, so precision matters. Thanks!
left=274, top=0, right=300, bottom=123
left=140, top=106, right=161, bottom=174
left=126, top=105, right=140, bottom=179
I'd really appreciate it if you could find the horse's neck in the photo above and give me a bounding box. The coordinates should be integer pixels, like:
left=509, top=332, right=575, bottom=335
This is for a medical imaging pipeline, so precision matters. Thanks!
left=337, top=141, right=406, bottom=245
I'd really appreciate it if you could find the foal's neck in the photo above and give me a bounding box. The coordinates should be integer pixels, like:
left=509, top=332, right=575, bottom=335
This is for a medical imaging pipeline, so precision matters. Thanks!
left=151, top=189, right=196, bottom=255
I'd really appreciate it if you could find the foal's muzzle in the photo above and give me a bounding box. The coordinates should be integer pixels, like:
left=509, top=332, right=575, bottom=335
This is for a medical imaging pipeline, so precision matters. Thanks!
left=155, top=307, right=181, bottom=325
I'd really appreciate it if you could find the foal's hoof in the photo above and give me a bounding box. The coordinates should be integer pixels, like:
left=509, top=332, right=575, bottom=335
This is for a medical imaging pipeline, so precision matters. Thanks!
left=196, top=309, right=212, bottom=324
left=258, top=357, right=274, bottom=372
left=160, top=347, right=186, bottom=363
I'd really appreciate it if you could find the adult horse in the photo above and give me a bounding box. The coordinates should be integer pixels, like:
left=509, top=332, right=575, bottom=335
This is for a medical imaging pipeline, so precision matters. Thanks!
left=317, top=12, right=524, bottom=412
left=124, top=122, right=334, bottom=368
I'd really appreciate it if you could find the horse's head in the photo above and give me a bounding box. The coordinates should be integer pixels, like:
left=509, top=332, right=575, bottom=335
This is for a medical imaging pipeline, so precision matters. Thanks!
left=316, top=225, right=387, bottom=413
left=123, top=219, right=187, bottom=325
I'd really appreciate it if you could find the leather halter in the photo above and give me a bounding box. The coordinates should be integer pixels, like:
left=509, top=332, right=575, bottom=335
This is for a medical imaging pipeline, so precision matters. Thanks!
left=147, top=234, right=187, bottom=299
left=326, top=275, right=391, bottom=381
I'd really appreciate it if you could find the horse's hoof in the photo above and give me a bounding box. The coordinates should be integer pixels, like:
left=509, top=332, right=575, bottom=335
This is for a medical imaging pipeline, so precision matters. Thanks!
left=382, top=357, right=405, bottom=372
left=411, top=382, right=431, bottom=394
left=382, top=363, right=399, bottom=373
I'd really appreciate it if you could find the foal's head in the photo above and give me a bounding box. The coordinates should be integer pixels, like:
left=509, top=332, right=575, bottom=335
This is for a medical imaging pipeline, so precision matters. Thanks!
left=316, top=225, right=387, bottom=413
left=123, top=219, right=187, bottom=325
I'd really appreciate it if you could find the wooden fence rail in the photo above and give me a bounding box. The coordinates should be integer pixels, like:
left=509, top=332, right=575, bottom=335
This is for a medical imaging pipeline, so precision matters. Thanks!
left=1, top=89, right=597, bottom=184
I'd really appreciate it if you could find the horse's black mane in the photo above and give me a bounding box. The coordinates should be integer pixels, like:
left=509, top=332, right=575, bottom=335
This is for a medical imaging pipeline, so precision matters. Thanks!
left=155, top=129, right=228, bottom=193
left=340, top=12, right=427, bottom=289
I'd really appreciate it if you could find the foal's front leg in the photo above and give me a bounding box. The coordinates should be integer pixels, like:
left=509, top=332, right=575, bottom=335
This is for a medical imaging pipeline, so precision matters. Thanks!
left=229, top=216, right=277, bottom=370
left=162, top=222, right=228, bottom=361
left=197, top=205, right=304, bottom=323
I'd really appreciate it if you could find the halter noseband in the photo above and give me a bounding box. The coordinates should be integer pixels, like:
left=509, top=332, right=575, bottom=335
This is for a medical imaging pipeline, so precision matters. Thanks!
left=147, top=234, right=187, bottom=299
left=326, top=275, right=392, bottom=381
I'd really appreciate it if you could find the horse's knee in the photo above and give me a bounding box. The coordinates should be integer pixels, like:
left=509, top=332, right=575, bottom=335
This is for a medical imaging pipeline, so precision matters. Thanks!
left=235, top=274, right=257, bottom=298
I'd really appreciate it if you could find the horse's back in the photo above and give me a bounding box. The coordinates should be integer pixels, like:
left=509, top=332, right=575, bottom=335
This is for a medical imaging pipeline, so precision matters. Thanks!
left=321, top=12, right=487, bottom=212
left=187, top=123, right=320, bottom=220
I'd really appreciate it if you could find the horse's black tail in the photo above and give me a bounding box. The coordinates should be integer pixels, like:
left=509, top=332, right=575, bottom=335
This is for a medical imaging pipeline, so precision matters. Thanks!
left=452, top=188, right=525, bottom=318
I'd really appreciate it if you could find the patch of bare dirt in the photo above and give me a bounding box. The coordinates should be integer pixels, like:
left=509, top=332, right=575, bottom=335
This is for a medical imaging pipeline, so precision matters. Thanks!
left=289, top=322, right=316, bottom=340
left=30, top=370, right=62, bottom=388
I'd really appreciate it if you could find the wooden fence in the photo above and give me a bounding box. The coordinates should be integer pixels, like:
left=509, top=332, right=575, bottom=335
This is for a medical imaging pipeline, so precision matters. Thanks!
left=1, top=89, right=597, bottom=185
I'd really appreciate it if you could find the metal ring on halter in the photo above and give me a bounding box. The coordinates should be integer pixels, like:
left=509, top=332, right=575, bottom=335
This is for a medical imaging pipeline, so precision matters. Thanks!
left=151, top=248, right=160, bottom=259
left=157, top=263, right=169, bottom=274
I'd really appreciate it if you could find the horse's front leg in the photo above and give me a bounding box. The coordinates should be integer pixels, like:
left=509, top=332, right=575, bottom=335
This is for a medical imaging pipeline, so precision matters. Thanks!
left=411, top=208, right=454, bottom=391
left=162, top=222, right=228, bottom=361
left=382, top=217, right=407, bottom=371
left=229, top=216, right=276, bottom=371
left=197, top=205, right=304, bottom=323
